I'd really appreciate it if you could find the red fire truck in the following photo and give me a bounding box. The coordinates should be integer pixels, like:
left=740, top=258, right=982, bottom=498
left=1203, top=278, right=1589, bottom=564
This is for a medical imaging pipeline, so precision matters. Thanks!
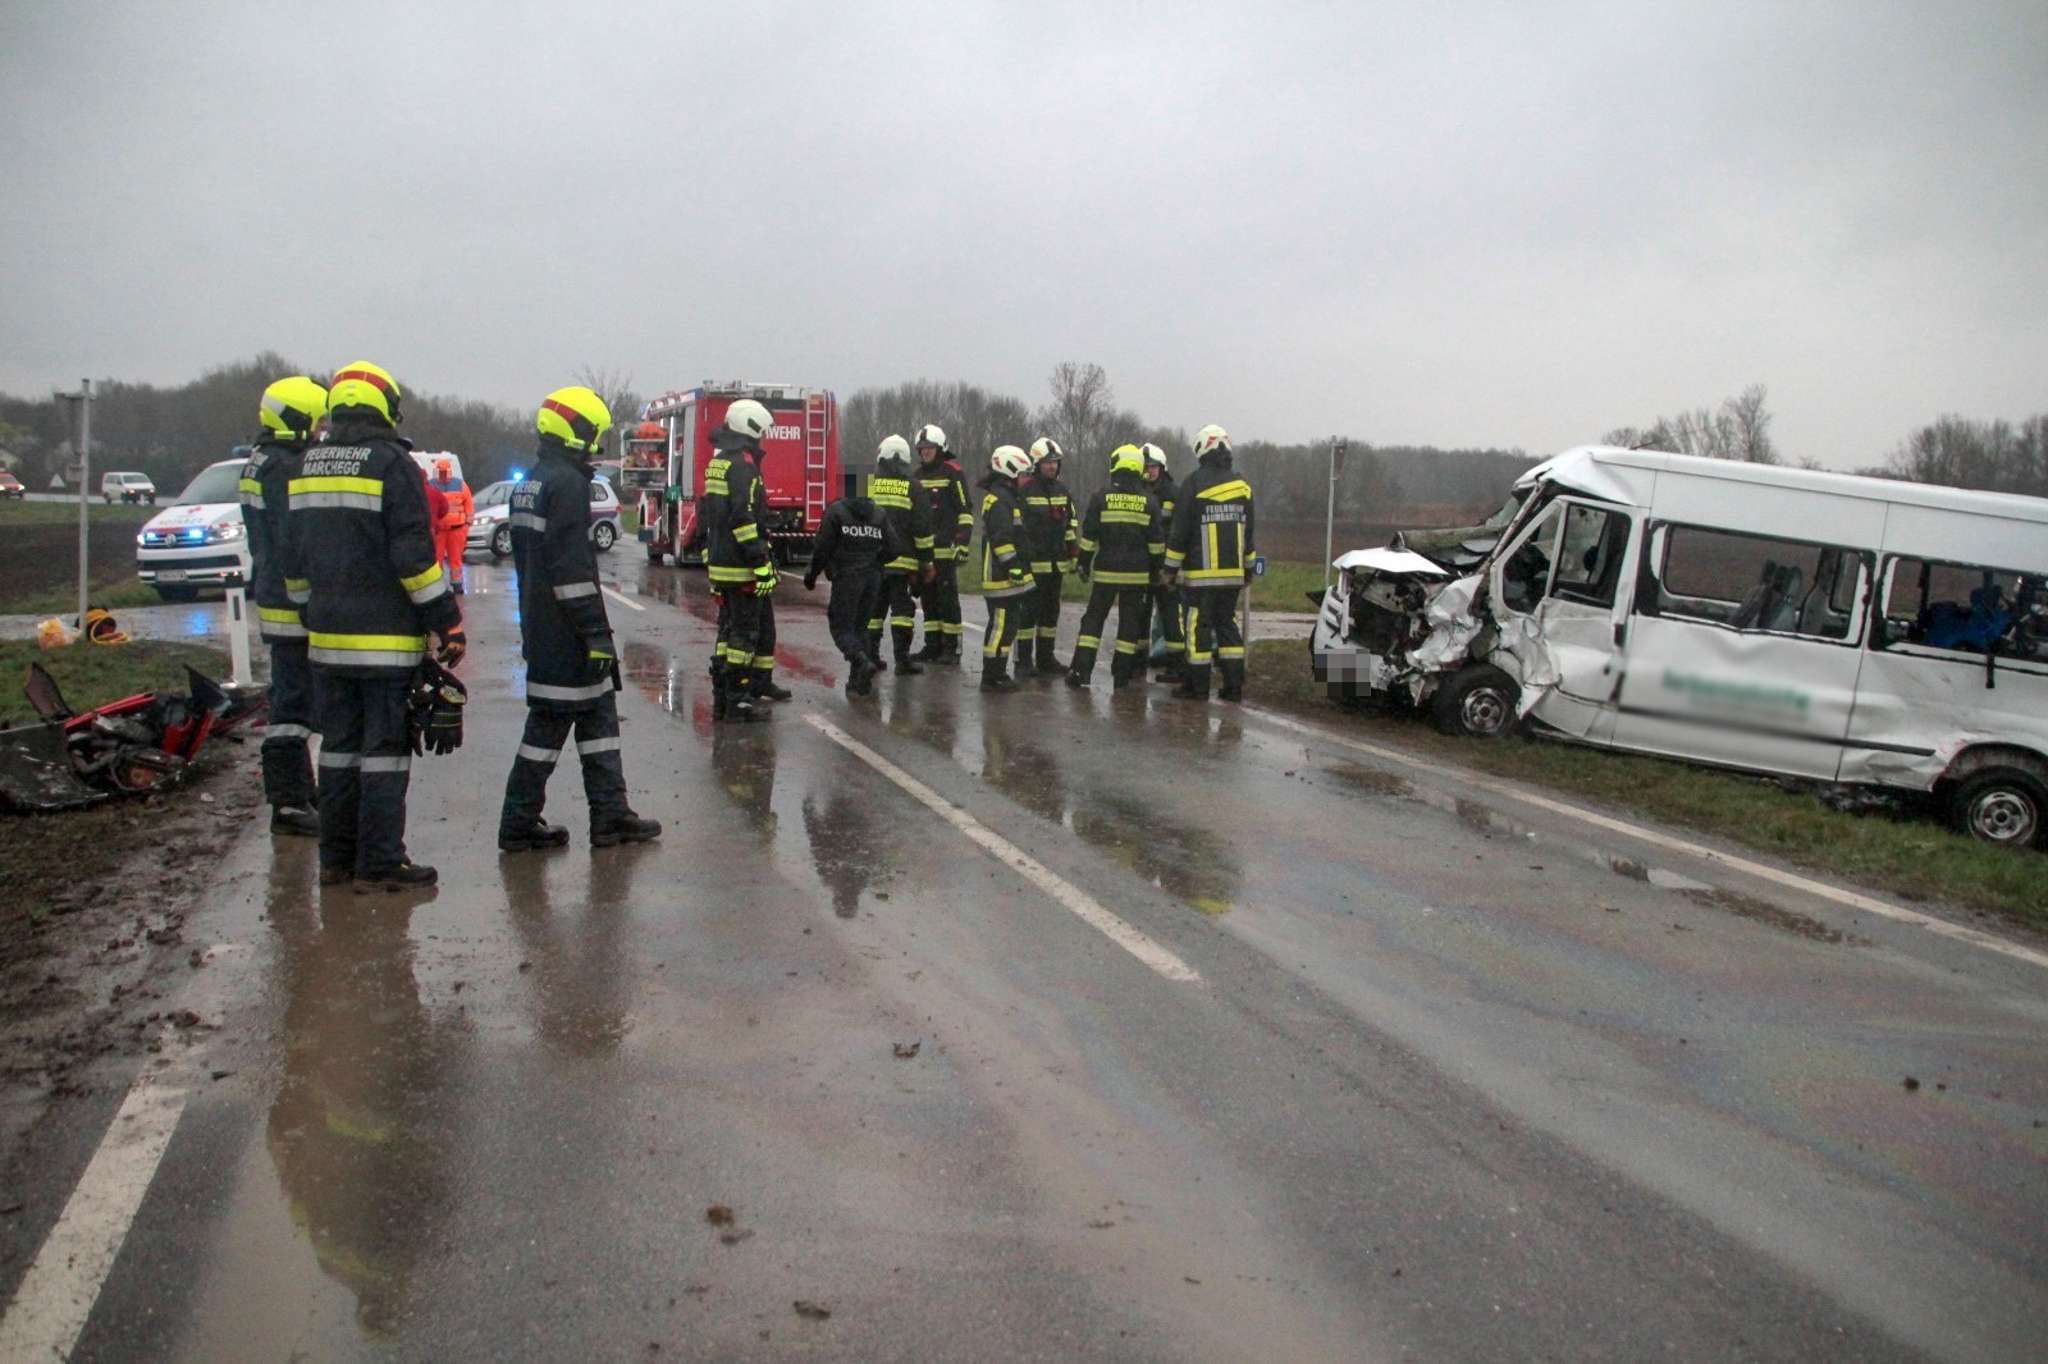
left=623, top=381, right=840, bottom=566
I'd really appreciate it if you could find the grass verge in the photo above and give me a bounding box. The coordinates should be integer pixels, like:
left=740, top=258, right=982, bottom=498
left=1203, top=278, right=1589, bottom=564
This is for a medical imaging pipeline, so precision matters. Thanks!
left=1245, top=639, right=2048, bottom=928
left=0, top=640, right=230, bottom=729
left=956, top=546, right=1328, bottom=614
left=3, top=577, right=164, bottom=619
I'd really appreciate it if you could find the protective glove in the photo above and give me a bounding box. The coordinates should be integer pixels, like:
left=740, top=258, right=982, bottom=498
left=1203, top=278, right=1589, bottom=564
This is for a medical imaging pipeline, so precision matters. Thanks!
left=1159, top=567, right=1179, bottom=590
left=1007, top=566, right=1028, bottom=587
left=803, top=572, right=818, bottom=591
left=752, top=564, right=780, bottom=596
left=586, top=634, right=616, bottom=681
left=425, top=670, right=466, bottom=755
left=1077, top=560, right=1092, bottom=583
left=436, top=626, right=467, bottom=668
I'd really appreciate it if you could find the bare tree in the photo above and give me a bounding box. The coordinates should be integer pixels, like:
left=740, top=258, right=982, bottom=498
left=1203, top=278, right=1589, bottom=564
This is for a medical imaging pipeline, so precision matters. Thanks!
left=1038, top=362, right=1116, bottom=462
left=573, top=365, right=644, bottom=427
left=1603, top=383, right=1779, bottom=462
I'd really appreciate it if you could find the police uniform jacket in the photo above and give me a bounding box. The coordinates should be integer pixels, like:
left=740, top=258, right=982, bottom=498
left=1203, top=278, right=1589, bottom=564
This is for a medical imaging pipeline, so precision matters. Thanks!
left=283, top=419, right=458, bottom=675
left=239, top=438, right=308, bottom=642
left=509, top=441, right=616, bottom=710
left=1167, top=452, right=1257, bottom=588
left=1076, top=471, right=1165, bottom=587
left=806, top=496, right=906, bottom=581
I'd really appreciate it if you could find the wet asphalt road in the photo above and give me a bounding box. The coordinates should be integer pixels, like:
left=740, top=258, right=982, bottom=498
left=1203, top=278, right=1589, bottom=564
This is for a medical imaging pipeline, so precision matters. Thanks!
left=7, top=555, right=2047, bottom=1362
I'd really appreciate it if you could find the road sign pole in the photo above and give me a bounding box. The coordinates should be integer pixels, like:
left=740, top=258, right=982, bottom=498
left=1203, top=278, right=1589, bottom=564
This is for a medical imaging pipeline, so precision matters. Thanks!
left=76, top=379, right=91, bottom=628
left=1322, top=436, right=1346, bottom=592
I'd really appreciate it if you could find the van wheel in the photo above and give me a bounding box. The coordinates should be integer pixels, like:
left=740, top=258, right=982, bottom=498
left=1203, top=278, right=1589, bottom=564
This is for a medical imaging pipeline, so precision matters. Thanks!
left=1948, top=769, right=2046, bottom=849
left=592, top=520, right=617, bottom=552
left=1432, top=665, right=1519, bottom=738
left=490, top=524, right=513, bottom=558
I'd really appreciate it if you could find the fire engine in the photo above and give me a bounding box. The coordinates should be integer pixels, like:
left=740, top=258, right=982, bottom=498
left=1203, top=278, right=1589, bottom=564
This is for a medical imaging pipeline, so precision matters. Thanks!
left=622, top=381, right=840, bottom=566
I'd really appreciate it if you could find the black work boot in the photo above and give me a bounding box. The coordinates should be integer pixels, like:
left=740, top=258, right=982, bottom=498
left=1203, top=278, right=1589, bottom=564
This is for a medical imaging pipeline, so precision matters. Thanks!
left=894, top=649, right=924, bottom=676
left=271, top=805, right=320, bottom=837
left=710, top=664, right=729, bottom=721
left=499, top=819, right=570, bottom=853
left=845, top=655, right=875, bottom=697
left=355, top=862, right=438, bottom=894
left=592, top=813, right=662, bottom=847
left=1065, top=668, right=1089, bottom=690
left=318, top=864, right=353, bottom=887
left=870, top=652, right=888, bottom=673
left=914, top=638, right=945, bottom=662
left=753, top=676, right=794, bottom=702
left=1036, top=642, right=1062, bottom=675
left=981, top=663, right=1018, bottom=692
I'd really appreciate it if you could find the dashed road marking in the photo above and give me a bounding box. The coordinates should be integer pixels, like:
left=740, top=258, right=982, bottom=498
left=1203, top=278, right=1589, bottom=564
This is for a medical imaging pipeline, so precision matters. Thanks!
left=0, top=1032, right=189, bottom=1361
left=805, top=715, right=1200, bottom=982
left=1244, top=705, right=2048, bottom=974
left=601, top=585, right=646, bottom=612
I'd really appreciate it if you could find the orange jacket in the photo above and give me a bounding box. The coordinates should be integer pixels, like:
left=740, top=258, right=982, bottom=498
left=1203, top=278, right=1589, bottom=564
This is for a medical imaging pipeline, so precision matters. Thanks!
left=430, top=477, right=472, bottom=530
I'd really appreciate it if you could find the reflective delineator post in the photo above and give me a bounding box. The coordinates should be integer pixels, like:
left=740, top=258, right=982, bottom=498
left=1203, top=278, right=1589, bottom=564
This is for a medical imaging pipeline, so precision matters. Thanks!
left=224, top=580, right=253, bottom=687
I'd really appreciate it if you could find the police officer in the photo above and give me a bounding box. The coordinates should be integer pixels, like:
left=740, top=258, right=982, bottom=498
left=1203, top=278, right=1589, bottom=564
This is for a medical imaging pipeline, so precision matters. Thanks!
left=283, top=361, right=463, bottom=891
left=1067, top=444, right=1165, bottom=690
left=804, top=476, right=906, bottom=696
left=240, top=374, right=328, bottom=835
left=1165, top=424, right=1256, bottom=703
left=863, top=434, right=935, bottom=673
left=497, top=386, right=661, bottom=852
left=910, top=424, right=972, bottom=664
left=1140, top=442, right=1186, bottom=680
left=1017, top=437, right=1078, bottom=675
left=977, top=445, right=1037, bottom=691
left=695, top=399, right=781, bottom=722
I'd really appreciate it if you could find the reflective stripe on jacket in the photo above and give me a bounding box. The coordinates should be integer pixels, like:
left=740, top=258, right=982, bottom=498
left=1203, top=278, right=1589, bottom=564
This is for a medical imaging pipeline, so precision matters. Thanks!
left=978, top=476, right=1034, bottom=598
left=1166, top=458, right=1255, bottom=587
left=916, top=459, right=972, bottom=559
left=1020, top=475, right=1078, bottom=573
left=241, top=438, right=306, bottom=640
left=1077, top=472, right=1165, bottom=587
left=510, top=442, right=616, bottom=709
left=865, top=473, right=934, bottom=574
left=282, top=421, right=459, bottom=675
left=699, top=449, right=771, bottom=585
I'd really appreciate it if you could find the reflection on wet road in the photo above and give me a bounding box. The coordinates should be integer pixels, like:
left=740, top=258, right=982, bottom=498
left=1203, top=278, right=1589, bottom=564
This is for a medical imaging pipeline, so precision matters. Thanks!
left=22, top=553, right=2047, bottom=1363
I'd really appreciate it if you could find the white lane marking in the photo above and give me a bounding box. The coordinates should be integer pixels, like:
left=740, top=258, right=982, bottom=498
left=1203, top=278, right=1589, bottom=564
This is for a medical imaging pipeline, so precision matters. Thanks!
left=602, top=585, right=646, bottom=613
left=0, top=1055, right=187, bottom=1360
left=1244, top=706, right=2048, bottom=974
left=805, top=715, right=1200, bottom=982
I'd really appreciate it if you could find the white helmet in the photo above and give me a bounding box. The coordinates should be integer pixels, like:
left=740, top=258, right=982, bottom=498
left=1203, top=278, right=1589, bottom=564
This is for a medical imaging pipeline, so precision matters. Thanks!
left=1028, top=436, right=1064, bottom=465
left=1140, top=442, right=1168, bottom=470
left=1194, top=424, right=1230, bottom=458
left=723, top=398, right=774, bottom=444
left=913, top=423, right=948, bottom=452
left=876, top=434, right=912, bottom=472
left=990, top=445, right=1031, bottom=479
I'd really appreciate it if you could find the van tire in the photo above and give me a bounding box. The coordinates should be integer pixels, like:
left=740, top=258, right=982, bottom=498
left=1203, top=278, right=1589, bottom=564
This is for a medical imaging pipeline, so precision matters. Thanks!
left=1432, top=665, right=1519, bottom=739
left=1948, top=769, right=2046, bottom=849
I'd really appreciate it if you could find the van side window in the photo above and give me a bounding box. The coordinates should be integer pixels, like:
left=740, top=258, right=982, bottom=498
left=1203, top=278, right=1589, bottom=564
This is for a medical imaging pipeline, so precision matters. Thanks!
left=1877, top=557, right=2043, bottom=656
left=1549, top=503, right=1631, bottom=608
left=1652, top=525, right=1862, bottom=641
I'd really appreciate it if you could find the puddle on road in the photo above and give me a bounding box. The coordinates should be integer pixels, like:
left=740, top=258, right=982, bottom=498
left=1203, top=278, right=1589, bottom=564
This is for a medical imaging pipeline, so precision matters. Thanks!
left=1324, top=762, right=1412, bottom=799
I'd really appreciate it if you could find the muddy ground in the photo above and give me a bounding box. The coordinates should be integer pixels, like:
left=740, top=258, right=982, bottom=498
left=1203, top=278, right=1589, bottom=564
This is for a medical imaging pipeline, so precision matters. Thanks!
left=0, top=738, right=261, bottom=1152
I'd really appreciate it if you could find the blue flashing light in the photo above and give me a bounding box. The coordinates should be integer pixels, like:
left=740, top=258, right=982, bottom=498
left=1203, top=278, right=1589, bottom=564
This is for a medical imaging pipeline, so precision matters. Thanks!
left=510, top=468, right=526, bottom=482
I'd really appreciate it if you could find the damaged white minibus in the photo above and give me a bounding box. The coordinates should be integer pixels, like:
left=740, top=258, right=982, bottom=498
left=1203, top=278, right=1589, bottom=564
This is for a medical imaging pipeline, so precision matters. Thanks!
left=1310, top=447, right=2048, bottom=846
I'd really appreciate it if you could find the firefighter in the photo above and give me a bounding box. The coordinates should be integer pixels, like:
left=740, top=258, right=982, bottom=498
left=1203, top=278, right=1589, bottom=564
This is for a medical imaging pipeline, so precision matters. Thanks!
left=976, top=444, right=1037, bottom=691
left=240, top=374, right=328, bottom=836
left=497, top=385, right=661, bottom=852
left=283, top=360, right=463, bottom=891
left=1140, top=442, right=1186, bottom=679
left=1067, top=444, right=1164, bottom=690
left=864, top=434, right=936, bottom=673
left=696, top=399, right=781, bottom=722
left=1017, top=437, right=1078, bottom=675
left=910, top=424, right=971, bottom=664
left=804, top=472, right=907, bottom=696
left=429, top=456, right=472, bottom=594
left=1165, top=424, right=1256, bottom=703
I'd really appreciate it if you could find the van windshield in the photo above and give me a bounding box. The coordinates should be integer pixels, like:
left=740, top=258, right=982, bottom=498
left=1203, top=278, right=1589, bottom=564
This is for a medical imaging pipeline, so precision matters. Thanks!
left=175, top=464, right=243, bottom=506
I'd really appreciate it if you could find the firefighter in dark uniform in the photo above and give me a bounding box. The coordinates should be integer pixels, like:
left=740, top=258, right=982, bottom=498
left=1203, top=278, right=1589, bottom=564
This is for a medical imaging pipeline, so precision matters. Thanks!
left=977, top=444, right=1037, bottom=692
left=694, top=399, right=781, bottom=722
left=283, top=361, right=463, bottom=891
left=1067, top=444, right=1165, bottom=690
left=1140, top=442, right=1187, bottom=680
left=1017, top=437, right=1078, bottom=675
left=911, top=424, right=972, bottom=665
left=1165, top=424, right=1256, bottom=703
left=863, top=434, right=935, bottom=673
left=804, top=477, right=906, bottom=695
left=239, top=374, right=327, bottom=836
left=497, top=385, right=661, bottom=852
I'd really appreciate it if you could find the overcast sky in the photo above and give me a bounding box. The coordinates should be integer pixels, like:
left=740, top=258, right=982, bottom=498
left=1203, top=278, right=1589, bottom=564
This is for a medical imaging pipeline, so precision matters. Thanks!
left=2, top=0, right=2043, bottom=467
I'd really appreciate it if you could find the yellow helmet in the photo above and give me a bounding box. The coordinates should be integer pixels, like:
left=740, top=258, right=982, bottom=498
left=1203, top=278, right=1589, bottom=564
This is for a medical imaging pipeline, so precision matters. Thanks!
left=1109, top=443, right=1145, bottom=477
left=328, top=360, right=403, bottom=426
left=258, top=375, right=328, bottom=442
left=537, top=385, right=614, bottom=453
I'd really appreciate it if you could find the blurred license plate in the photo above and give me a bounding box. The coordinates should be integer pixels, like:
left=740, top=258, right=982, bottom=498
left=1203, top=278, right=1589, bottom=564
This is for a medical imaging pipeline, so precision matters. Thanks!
left=158, top=570, right=187, bottom=582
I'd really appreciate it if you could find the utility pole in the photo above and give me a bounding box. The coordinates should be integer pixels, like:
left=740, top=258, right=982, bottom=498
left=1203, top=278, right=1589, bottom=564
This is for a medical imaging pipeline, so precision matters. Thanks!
left=56, top=380, right=92, bottom=627
left=1322, top=436, right=1348, bottom=590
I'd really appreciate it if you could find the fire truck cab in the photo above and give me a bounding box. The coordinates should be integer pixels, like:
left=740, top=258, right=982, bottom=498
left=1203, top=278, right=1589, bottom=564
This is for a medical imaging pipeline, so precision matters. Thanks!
left=624, top=381, right=839, bottom=567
